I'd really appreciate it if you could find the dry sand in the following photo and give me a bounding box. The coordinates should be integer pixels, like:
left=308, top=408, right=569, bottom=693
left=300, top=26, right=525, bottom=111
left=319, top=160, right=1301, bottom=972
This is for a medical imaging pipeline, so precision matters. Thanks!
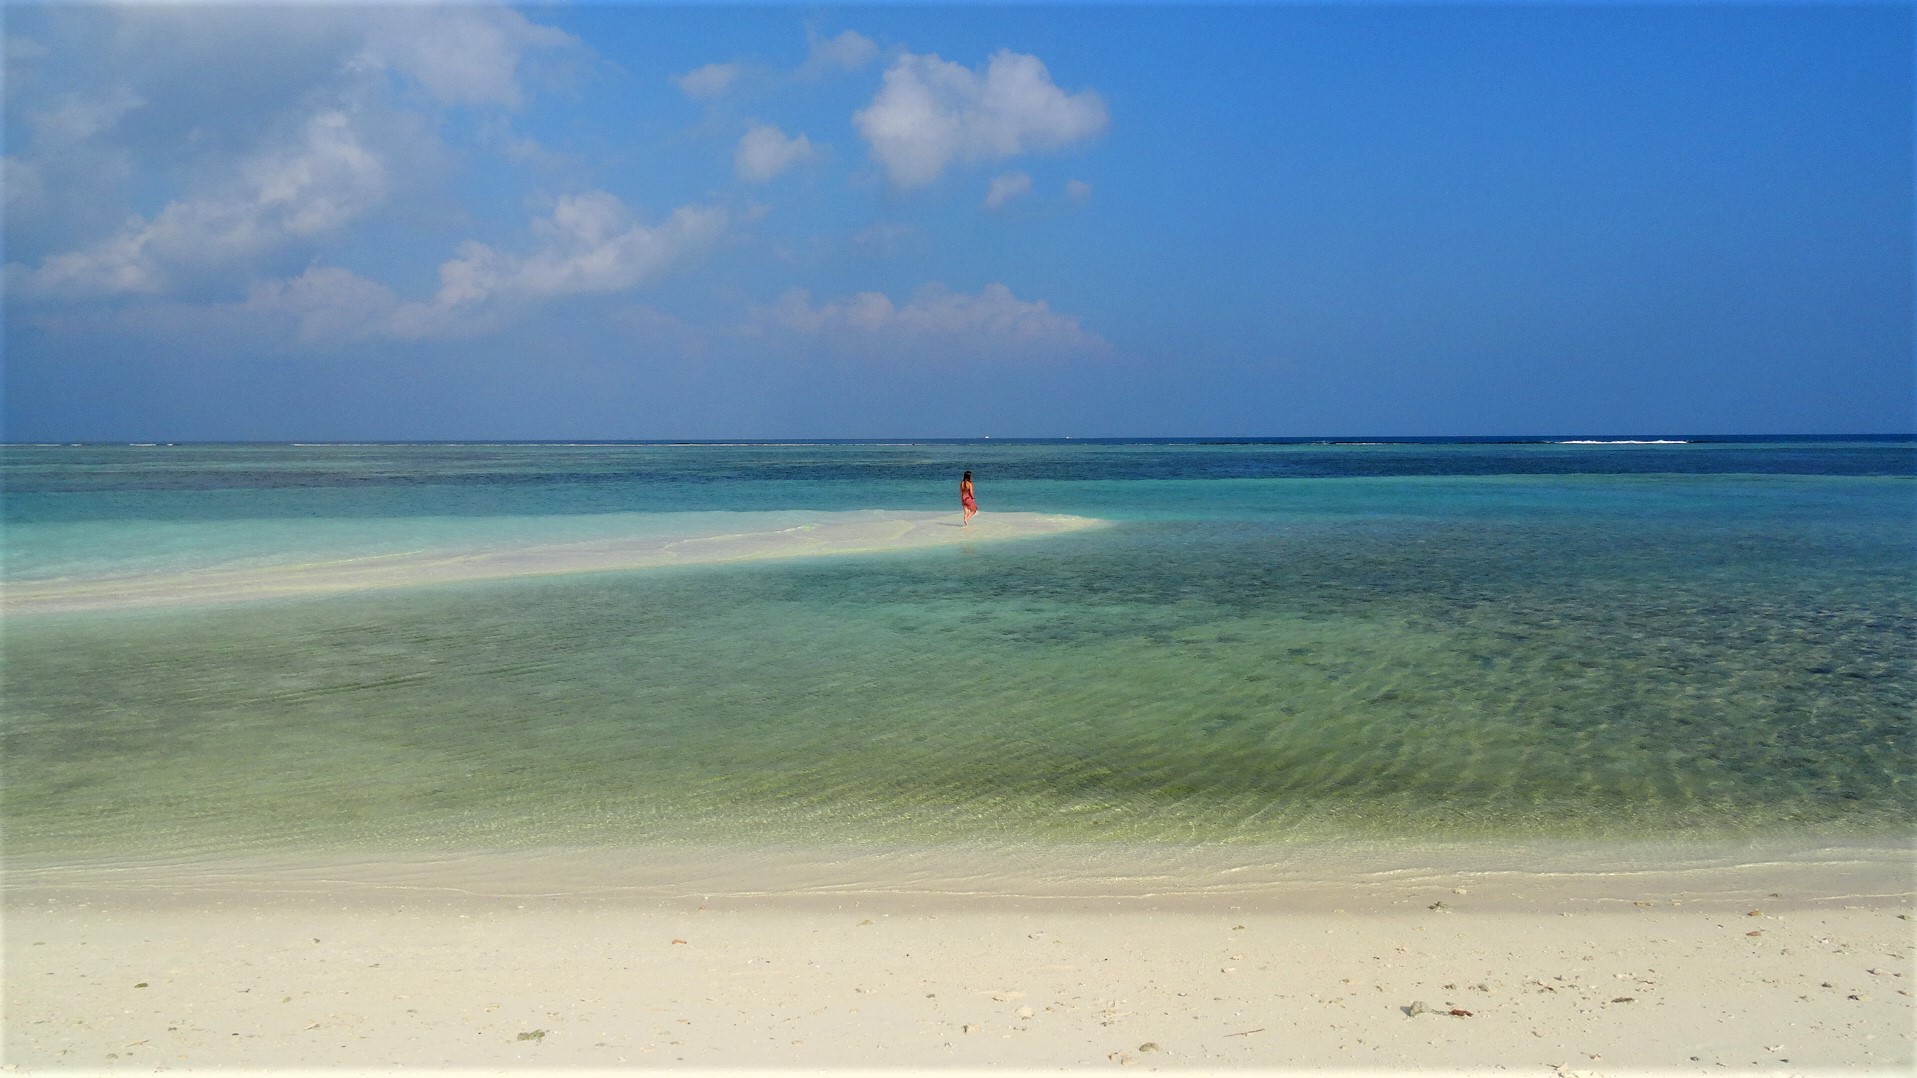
left=1, top=510, right=1101, bottom=614
left=4, top=843, right=1911, bottom=1075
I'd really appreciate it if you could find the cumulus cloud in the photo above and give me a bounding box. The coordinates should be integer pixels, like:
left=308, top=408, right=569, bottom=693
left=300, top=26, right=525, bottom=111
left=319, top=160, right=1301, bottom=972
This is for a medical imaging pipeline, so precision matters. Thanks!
left=32, top=87, right=145, bottom=148
left=242, top=191, right=728, bottom=342
left=984, top=172, right=1033, bottom=211
left=853, top=49, right=1108, bottom=188
left=245, top=264, right=407, bottom=344
left=4, top=156, right=47, bottom=217
left=850, top=221, right=923, bottom=258
left=490, top=193, right=725, bottom=298
left=801, top=28, right=877, bottom=76
left=17, top=109, right=387, bottom=298
left=356, top=6, right=576, bottom=108
left=7, top=4, right=581, bottom=301
left=753, top=282, right=1109, bottom=359
left=675, top=62, right=739, bottom=99
left=735, top=122, right=817, bottom=183
left=7, top=84, right=145, bottom=239
left=5, top=33, right=49, bottom=66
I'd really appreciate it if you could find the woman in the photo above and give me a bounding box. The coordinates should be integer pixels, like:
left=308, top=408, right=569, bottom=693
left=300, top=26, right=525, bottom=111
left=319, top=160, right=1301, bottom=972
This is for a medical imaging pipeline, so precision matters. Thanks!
left=959, top=470, right=977, bottom=526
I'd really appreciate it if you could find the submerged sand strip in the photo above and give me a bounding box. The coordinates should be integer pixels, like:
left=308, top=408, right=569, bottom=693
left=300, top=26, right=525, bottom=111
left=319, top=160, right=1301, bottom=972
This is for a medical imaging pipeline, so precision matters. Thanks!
left=2, top=509, right=1103, bottom=614
left=5, top=846, right=1911, bottom=1071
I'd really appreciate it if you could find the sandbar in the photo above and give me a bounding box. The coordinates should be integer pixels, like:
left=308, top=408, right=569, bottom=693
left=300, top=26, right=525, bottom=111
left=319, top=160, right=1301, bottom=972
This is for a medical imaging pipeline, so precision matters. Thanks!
left=1, top=510, right=1103, bottom=615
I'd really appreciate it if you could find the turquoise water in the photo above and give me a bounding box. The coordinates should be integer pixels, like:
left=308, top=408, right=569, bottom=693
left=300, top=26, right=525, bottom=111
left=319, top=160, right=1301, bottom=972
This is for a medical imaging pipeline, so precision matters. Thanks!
left=3, top=440, right=1912, bottom=860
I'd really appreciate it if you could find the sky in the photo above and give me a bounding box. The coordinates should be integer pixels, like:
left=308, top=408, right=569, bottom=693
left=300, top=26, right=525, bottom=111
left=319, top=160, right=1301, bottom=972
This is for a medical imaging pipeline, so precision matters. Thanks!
left=3, top=2, right=1910, bottom=441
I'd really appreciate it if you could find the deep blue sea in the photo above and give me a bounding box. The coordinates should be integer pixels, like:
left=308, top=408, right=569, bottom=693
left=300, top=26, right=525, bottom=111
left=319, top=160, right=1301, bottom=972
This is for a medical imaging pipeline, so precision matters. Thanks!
left=3, top=438, right=1912, bottom=864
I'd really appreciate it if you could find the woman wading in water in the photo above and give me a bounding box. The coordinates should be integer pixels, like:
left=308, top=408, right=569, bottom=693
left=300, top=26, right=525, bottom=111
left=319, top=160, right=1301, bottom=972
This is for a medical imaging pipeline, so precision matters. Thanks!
left=959, top=470, right=977, bottom=526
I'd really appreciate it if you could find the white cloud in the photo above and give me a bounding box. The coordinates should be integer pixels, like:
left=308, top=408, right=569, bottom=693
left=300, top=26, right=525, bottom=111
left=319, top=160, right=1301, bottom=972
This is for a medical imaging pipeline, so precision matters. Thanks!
left=478, top=114, right=557, bottom=165
left=33, top=87, right=145, bottom=148
left=754, top=282, right=1109, bottom=359
left=17, top=109, right=387, bottom=298
left=7, top=85, right=142, bottom=230
left=356, top=6, right=576, bottom=108
left=1065, top=178, right=1093, bottom=202
left=244, top=112, right=387, bottom=236
left=853, top=49, right=1108, bottom=189
left=240, top=191, right=728, bottom=343
left=850, top=221, right=923, bottom=258
left=509, top=193, right=726, bottom=297
left=984, top=171, right=1033, bottom=211
left=4, top=156, right=47, bottom=217
left=397, top=194, right=725, bottom=335
left=5, top=34, right=49, bottom=66
left=245, top=264, right=405, bottom=344
left=675, top=62, right=740, bottom=99
left=735, top=122, right=817, bottom=183
left=8, top=4, right=586, bottom=302
left=802, top=29, right=877, bottom=76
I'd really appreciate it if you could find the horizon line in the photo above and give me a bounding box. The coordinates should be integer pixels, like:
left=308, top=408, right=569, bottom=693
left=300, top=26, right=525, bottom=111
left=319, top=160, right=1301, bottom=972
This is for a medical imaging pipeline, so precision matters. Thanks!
left=5, top=433, right=1914, bottom=448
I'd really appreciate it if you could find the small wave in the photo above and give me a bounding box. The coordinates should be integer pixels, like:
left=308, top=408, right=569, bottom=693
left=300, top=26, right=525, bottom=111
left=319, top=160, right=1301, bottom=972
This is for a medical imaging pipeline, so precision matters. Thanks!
left=1557, top=439, right=1690, bottom=445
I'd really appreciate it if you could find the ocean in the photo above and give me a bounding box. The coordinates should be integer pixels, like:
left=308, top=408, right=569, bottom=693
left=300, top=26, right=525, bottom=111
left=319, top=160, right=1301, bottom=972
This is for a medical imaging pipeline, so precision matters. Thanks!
left=3, top=438, right=1912, bottom=879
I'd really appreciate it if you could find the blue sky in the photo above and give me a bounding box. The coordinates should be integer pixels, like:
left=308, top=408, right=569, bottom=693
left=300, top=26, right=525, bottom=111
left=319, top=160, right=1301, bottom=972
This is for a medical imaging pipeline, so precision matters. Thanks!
left=4, top=2, right=1910, bottom=440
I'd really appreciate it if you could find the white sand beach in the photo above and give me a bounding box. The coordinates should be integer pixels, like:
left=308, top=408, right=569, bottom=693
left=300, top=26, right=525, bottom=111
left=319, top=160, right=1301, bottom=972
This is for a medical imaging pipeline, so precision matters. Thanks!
left=5, top=842, right=1910, bottom=1074
left=1, top=510, right=1102, bottom=615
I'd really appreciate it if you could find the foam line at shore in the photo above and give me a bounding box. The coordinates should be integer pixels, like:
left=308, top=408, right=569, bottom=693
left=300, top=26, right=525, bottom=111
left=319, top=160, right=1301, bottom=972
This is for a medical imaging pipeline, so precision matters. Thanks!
left=7, top=837, right=1909, bottom=914
left=1, top=509, right=1104, bottom=614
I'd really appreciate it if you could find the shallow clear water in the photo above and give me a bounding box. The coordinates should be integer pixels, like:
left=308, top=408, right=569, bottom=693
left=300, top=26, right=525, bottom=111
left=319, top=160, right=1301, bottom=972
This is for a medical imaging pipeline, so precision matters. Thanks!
left=3, top=440, right=1912, bottom=859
